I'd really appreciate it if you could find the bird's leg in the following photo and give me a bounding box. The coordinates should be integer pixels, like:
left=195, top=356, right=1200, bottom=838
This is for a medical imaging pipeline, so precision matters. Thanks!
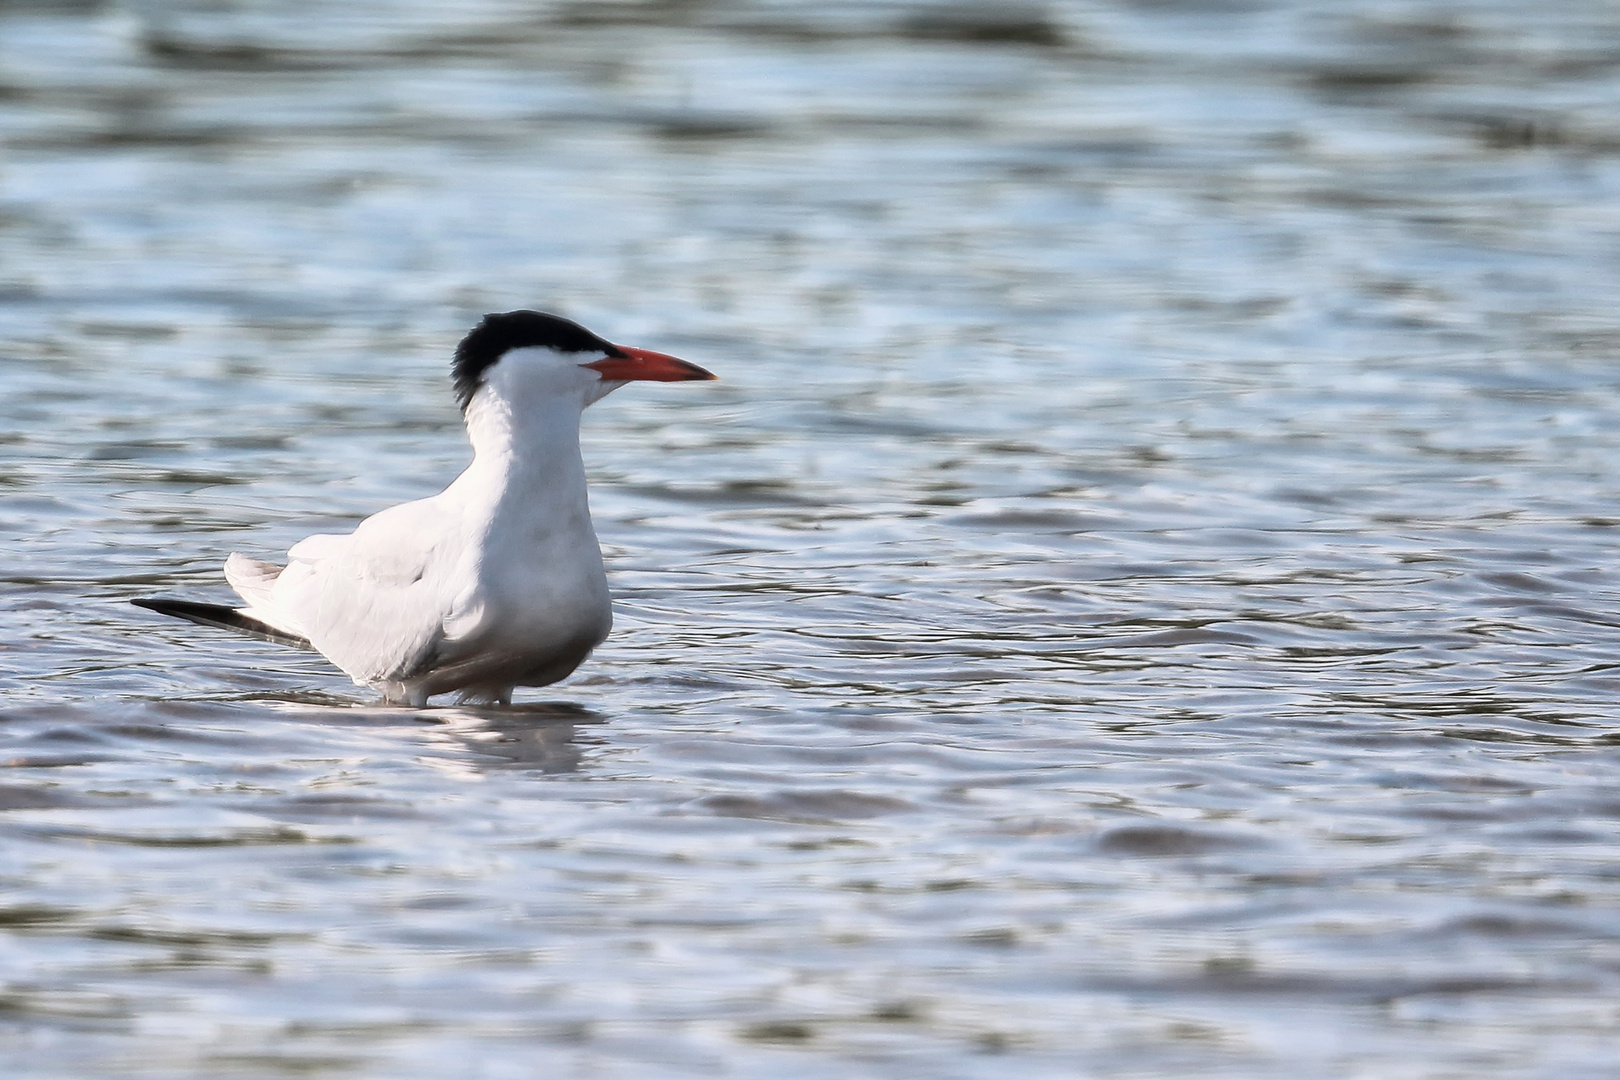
left=454, top=685, right=513, bottom=707
left=378, top=684, right=430, bottom=707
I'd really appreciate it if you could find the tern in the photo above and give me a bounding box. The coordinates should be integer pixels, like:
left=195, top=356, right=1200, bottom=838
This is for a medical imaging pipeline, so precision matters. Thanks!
left=133, top=310, right=716, bottom=706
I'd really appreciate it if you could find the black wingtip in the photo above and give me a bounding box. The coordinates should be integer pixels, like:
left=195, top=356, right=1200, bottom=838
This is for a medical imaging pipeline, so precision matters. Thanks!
left=130, top=597, right=313, bottom=650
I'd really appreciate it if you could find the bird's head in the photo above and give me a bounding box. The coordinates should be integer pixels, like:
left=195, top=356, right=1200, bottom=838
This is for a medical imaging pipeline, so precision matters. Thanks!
left=452, top=310, right=715, bottom=413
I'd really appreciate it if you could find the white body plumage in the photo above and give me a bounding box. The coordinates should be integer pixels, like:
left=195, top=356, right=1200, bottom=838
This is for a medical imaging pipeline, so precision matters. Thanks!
left=136, top=312, right=715, bottom=705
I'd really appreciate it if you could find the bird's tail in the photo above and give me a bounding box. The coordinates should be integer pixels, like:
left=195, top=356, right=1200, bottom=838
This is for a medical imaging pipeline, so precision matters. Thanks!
left=223, top=553, right=282, bottom=607
left=130, top=598, right=313, bottom=650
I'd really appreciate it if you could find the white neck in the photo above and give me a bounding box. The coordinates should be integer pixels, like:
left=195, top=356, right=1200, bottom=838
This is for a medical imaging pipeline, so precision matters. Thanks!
left=456, top=386, right=592, bottom=523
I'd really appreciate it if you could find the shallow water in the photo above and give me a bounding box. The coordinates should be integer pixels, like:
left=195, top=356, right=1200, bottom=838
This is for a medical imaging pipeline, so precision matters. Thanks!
left=4, top=0, right=1620, bottom=1076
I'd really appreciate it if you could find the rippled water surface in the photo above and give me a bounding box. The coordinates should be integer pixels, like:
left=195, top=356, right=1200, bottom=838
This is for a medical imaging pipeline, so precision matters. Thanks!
left=5, top=0, right=1620, bottom=1076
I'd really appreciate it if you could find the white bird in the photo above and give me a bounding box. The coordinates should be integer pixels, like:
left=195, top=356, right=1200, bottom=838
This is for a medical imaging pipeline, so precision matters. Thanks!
left=134, top=310, right=716, bottom=706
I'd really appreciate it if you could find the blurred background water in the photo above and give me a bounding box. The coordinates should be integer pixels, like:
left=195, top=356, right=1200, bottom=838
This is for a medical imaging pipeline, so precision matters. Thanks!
left=3, top=0, right=1620, bottom=1076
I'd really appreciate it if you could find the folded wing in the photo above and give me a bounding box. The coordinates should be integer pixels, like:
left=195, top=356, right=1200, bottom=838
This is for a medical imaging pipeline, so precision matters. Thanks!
left=230, top=497, right=484, bottom=689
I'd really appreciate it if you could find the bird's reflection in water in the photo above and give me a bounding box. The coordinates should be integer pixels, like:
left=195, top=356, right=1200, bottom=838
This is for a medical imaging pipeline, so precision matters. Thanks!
left=265, top=696, right=607, bottom=775
left=413, top=701, right=606, bottom=775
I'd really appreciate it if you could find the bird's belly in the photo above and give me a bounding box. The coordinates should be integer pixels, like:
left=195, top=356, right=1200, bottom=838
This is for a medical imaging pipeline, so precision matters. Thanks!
left=424, top=560, right=612, bottom=694
left=492, top=592, right=612, bottom=676
left=495, top=549, right=612, bottom=645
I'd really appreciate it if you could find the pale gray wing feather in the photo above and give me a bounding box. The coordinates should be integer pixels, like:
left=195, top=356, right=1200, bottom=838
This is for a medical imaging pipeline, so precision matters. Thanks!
left=263, top=498, right=486, bottom=686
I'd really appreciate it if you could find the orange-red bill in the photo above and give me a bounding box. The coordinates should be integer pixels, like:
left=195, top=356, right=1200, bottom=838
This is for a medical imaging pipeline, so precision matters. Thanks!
left=583, top=346, right=716, bottom=382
